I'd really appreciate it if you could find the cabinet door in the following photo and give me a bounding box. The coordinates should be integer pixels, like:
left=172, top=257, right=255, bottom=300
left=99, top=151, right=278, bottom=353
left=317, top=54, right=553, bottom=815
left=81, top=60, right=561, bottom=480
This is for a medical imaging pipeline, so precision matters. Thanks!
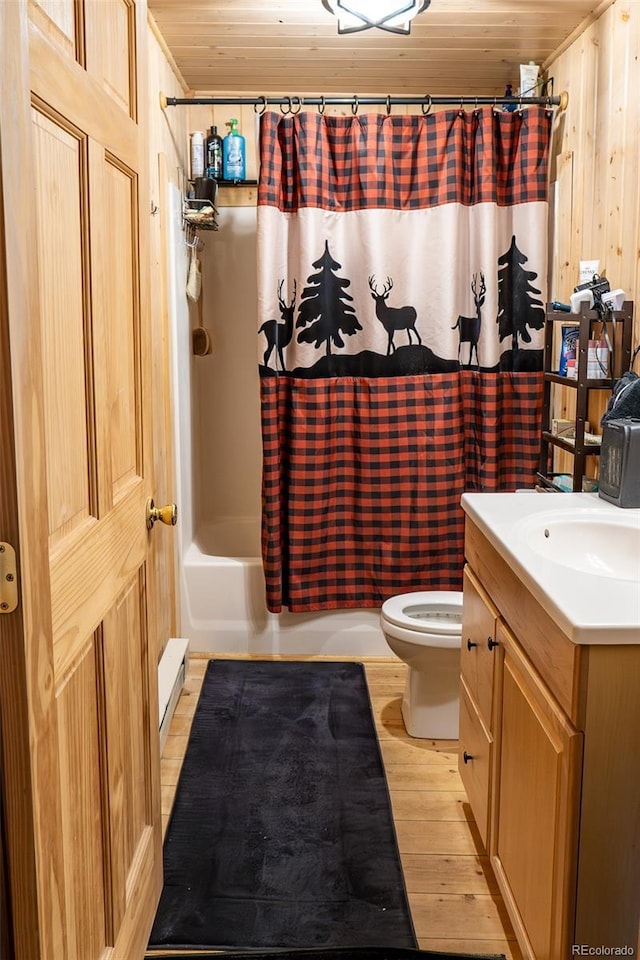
left=458, top=566, right=502, bottom=848
left=460, top=566, right=500, bottom=727
left=459, top=679, right=493, bottom=847
left=491, top=622, right=583, bottom=960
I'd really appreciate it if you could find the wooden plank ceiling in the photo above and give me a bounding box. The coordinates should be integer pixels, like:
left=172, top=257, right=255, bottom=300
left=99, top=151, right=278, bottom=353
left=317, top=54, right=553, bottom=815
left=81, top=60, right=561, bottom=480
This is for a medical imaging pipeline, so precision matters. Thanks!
left=148, top=0, right=608, bottom=97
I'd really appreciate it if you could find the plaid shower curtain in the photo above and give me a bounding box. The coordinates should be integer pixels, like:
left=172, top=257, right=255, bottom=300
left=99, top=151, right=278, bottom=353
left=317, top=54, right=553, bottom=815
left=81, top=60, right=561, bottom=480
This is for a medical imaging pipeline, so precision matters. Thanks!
left=257, top=107, right=551, bottom=612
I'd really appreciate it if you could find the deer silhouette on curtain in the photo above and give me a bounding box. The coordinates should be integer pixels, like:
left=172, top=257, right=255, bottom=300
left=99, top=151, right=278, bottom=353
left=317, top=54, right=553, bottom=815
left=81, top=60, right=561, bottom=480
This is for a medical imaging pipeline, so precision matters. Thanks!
left=259, top=280, right=297, bottom=370
left=453, top=273, right=486, bottom=366
left=368, top=276, right=421, bottom=354
left=257, top=107, right=550, bottom=613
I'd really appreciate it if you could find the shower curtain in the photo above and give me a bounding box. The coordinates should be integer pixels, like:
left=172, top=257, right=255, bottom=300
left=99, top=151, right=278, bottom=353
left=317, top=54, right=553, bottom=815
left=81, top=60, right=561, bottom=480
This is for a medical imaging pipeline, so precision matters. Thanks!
left=257, top=106, right=551, bottom=612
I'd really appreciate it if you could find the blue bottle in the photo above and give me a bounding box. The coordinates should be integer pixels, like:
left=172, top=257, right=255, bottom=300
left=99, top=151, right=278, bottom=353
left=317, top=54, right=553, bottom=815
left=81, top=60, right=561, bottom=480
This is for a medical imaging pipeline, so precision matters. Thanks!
left=222, top=118, right=246, bottom=181
left=502, top=84, right=517, bottom=112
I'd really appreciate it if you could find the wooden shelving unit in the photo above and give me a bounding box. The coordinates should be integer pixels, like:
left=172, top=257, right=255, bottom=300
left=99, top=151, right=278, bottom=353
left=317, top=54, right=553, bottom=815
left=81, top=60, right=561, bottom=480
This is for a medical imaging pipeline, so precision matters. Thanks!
left=538, top=300, right=634, bottom=492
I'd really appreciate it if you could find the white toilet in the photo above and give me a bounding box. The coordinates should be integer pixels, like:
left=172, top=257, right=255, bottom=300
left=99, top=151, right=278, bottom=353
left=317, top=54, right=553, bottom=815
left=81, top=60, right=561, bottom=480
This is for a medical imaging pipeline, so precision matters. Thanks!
left=380, top=591, right=463, bottom=739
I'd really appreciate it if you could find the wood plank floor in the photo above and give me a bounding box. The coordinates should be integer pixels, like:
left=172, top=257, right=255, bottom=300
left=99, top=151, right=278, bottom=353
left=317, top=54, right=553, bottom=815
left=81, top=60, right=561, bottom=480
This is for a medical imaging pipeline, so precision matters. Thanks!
left=160, top=655, right=523, bottom=959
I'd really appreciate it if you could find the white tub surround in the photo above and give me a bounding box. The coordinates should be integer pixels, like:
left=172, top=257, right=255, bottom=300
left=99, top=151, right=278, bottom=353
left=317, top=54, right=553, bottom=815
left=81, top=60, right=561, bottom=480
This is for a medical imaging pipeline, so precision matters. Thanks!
left=182, top=519, right=386, bottom=656
left=461, top=491, right=640, bottom=643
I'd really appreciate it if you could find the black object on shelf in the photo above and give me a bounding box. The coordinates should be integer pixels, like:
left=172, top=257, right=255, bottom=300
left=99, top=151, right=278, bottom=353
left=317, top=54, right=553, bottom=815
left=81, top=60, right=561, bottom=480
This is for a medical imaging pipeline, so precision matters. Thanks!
left=538, top=301, right=634, bottom=492
left=218, top=178, right=259, bottom=187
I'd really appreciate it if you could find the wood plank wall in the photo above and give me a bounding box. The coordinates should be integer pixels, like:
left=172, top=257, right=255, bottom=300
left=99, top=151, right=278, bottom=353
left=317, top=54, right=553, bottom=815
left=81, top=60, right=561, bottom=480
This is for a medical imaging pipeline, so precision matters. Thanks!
left=548, top=0, right=639, bottom=339
left=546, top=0, right=639, bottom=472
left=146, top=17, right=190, bottom=662
left=148, top=15, right=190, bottom=190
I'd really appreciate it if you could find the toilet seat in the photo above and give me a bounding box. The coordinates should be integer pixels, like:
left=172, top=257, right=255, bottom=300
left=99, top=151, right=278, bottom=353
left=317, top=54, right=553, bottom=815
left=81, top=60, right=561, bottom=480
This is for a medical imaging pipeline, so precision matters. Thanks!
left=381, top=591, right=463, bottom=636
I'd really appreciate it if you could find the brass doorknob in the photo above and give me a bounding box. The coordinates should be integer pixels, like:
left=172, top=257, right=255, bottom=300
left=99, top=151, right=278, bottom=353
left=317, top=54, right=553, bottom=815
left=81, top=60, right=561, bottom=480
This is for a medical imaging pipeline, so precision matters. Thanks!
left=146, top=498, right=177, bottom=530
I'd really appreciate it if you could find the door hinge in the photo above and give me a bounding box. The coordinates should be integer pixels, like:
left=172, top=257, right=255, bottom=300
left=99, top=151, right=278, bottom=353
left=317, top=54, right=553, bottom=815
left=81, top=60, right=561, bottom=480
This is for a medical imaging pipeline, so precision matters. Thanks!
left=0, top=543, right=18, bottom=612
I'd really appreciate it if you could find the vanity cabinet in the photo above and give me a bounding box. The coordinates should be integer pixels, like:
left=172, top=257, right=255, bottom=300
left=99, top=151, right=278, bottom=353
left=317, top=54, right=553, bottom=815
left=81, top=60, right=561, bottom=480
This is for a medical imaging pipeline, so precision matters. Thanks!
left=460, top=516, right=640, bottom=960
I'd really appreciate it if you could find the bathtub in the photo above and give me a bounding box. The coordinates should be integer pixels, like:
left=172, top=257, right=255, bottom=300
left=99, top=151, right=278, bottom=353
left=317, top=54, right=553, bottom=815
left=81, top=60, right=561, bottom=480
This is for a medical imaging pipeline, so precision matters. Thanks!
left=166, top=196, right=389, bottom=657
left=181, top=518, right=388, bottom=656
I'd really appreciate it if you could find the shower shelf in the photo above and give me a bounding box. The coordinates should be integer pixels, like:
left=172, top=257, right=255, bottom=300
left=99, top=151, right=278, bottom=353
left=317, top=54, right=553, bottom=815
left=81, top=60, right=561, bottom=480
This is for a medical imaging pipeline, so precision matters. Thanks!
left=218, top=179, right=258, bottom=187
left=183, top=198, right=218, bottom=231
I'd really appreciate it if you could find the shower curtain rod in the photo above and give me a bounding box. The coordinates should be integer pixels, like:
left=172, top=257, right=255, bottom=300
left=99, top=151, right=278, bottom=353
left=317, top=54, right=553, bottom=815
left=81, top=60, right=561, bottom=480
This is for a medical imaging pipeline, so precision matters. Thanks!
left=160, top=91, right=569, bottom=111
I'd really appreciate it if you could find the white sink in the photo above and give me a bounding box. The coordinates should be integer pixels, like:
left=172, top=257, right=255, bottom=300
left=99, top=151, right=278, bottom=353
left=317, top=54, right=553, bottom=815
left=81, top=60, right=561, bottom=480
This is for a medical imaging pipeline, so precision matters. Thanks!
left=460, top=492, right=640, bottom=644
left=516, top=509, right=640, bottom=582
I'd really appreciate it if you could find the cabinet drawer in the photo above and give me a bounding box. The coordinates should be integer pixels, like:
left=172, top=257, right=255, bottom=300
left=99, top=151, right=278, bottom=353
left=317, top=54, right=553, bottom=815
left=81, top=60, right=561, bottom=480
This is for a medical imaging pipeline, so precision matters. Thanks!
left=461, top=566, right=500, bottom=728
left=458, top=677, right=493, bottom=849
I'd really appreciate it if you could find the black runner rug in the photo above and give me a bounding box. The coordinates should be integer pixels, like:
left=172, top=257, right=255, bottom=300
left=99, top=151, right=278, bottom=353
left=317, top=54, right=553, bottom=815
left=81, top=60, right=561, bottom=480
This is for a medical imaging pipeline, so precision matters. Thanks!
left=147, top=660, right=418, bottom=953
left=147, top=950, right=505, bottom=959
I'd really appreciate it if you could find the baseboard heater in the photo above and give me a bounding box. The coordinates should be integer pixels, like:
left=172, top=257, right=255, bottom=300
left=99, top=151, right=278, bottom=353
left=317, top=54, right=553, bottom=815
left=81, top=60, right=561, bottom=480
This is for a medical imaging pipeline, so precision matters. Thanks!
left=158, top=637, right=190, bottom=754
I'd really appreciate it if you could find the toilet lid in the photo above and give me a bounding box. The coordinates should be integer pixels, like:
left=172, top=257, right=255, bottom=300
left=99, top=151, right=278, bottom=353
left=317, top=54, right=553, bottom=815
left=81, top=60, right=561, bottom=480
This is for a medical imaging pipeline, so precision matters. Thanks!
left=381, top=591, right=463, bottom=636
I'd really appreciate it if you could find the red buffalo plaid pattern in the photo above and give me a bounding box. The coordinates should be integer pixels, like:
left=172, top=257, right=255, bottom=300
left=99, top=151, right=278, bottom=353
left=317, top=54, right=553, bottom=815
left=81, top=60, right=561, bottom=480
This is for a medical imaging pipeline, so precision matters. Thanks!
left=258, top=107, right=552, bottom=211
left=261, top=371, right=544, bottom=612
left=258, top=106, right=551, bottom=611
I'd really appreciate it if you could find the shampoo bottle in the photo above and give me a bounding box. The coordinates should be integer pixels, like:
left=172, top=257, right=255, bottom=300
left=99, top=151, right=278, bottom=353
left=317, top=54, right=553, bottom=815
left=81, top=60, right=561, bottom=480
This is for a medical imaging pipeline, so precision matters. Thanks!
left=206, top=125, right=223, bottom=181
left=190, top=130, right=205, bottom=179
left=519, top=61, right=540, bottom=101
left=222, top=118, right=246, bottom=182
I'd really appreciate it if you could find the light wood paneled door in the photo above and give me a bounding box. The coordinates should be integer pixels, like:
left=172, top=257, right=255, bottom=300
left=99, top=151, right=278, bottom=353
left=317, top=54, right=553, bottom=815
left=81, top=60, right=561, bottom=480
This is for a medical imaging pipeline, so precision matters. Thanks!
left=0, top=2, right=170, bottom=958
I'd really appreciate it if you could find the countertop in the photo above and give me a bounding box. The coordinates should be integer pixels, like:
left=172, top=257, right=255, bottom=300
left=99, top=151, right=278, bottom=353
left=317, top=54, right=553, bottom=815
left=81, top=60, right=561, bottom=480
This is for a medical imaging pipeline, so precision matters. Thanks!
left=461, top=491, right=640, bottom=644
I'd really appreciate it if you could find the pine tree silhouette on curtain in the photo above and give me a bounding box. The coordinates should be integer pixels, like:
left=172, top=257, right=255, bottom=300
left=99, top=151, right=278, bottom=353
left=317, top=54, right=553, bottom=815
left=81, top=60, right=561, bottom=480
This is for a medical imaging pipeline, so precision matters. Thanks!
left=496, top=235, right=545, bottom=352
left=296, top=240, right=362, bottom=355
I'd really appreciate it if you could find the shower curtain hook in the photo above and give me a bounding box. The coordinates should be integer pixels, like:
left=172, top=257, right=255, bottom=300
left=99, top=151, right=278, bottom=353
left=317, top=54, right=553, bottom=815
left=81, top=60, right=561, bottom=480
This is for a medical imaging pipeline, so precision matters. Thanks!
left=254, top=96, right=267, bottom=115
left=281, top=96, right=292, bottom=115
left=421, top=94, right=432, bottom=116
left=458, top=95, right=465, bottom=116
left=290, top=96, right=302, bottom=115
left=352, top=95, right=359, bottom=115
left=386, top=95, right=392, bottom=116
left=318, top=96, right=326, bottom=115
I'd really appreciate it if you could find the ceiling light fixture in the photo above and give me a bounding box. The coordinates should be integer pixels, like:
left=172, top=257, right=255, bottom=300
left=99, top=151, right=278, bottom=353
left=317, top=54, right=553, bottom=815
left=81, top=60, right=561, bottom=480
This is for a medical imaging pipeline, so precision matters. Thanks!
left=322, top=0, right=431, bottom=35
